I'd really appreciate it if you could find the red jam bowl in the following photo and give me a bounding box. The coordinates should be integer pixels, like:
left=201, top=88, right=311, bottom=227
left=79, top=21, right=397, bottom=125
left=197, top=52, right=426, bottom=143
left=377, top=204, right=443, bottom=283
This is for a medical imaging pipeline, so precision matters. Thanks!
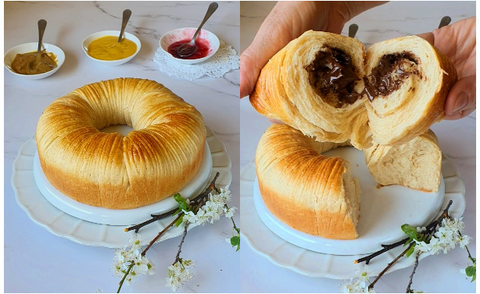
left=160, top=27, right=220, bottom=64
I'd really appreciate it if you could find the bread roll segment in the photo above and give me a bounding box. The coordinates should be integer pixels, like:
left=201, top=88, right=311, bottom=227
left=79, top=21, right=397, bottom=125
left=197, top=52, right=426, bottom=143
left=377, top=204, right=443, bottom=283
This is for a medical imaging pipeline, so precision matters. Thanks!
left=363, top=130, right=442, bottom=192
left=36, top=78, right=206, bottom=209
left=255, top=124, right=360, bottom=240
left=250, top=31, right=457, bottom=148
left=251, top=31, right=371, bottom=150
left=365, top=36, right=458, bottom=145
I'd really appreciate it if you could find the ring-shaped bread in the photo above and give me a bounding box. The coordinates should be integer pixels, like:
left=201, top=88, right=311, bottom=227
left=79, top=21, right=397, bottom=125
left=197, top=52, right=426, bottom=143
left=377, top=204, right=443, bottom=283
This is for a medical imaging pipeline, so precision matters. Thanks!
left=255, top=124, right=360, bottom=240
left=36, top=78, right=206, bottom=209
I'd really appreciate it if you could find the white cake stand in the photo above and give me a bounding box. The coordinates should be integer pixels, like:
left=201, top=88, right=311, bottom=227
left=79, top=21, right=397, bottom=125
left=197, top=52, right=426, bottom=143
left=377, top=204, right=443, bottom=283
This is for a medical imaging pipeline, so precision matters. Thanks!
left=13, top=126, right=232, bottom=248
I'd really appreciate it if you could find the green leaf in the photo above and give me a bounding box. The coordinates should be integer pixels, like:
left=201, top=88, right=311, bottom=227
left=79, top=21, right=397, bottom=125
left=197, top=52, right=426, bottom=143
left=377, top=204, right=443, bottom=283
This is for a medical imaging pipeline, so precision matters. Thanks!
left=230, top=236, right=240, bottom=251
left=466, top=265, right=476, bottom=282
left=175, top=214, right=184, bottom=227
left=405, top=244, right=416, bottom=257
left=401, top=224, right=418, bottom=240
left=174, top=193, right=188, bottom=211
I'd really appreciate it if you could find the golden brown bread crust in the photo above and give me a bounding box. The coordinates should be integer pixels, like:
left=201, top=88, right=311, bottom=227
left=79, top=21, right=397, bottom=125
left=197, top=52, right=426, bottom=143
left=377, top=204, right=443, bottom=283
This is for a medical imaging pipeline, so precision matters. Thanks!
left=36, top=78, right=206, bottom=209
left=250, top=31, right=457, bottom=148
left=255, top=124, right=359, bottom=240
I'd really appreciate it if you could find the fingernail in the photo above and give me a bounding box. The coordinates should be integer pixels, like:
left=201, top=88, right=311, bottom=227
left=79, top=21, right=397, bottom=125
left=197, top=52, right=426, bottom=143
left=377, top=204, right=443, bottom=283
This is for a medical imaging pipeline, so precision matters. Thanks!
left=453, top=92, right=469, bottom=114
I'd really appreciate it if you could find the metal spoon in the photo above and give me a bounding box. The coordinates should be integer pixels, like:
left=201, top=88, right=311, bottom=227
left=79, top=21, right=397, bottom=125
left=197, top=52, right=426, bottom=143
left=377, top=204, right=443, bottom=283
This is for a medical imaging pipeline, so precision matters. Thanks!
left=118, top=9, right=132, bottom=43
left=177, top=2, right=218, bottom=58
left=348, top=24, right=359, bottom=38
left=438, top=16, right=451, bottom=28
left=36, top=19, right=47, bottom=56
left=29, top=19, right=47, bottom=69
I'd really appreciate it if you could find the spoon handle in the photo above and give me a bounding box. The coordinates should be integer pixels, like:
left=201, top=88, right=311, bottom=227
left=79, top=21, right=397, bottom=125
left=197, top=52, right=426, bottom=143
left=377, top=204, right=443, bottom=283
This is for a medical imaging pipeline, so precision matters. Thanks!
left=348, top=23, right=359, bottom=38
left=37, top=19, right=47, bottom=53
left=191, top=2, right=218, bottom=42
left=118, top=9, right=132, bottom=43
left=438, top=16, right=451, bottom=28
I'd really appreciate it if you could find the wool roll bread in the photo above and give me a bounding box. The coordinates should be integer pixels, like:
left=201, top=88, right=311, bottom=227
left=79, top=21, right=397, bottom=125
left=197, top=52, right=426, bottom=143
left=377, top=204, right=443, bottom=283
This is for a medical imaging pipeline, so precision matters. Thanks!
left=364, top=36, right=457, bottom=145
left=255, top=124, right=360, bottom=240
left=250, top=31, right=457, bottom=148
left=363, top=130, right=442, bottom=192
left=36, top=78, right=206, bottom=209
left=250, top=31, right=371, bottom=150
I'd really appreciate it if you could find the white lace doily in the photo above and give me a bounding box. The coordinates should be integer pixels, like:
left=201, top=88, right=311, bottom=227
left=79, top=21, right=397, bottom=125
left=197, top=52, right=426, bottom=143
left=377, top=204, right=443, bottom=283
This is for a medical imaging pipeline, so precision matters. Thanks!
left=153, top=40, right=239, bottom=80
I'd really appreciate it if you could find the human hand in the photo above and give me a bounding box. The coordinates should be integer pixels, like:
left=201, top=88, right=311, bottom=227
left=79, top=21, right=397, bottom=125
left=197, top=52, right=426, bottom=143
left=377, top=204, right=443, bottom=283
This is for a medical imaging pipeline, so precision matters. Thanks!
left=419, top=17, right=476, bottom=120
left=240, top=1, right=385, bottom=98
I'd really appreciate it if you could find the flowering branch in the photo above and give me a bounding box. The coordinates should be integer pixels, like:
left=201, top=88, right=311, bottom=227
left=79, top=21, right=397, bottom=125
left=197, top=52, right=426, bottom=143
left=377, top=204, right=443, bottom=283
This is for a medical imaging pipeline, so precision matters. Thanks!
left=113, top=172, right=239, bottom=292
left=124, top=172, right=221, bottom=233
left=354, top=200, right=454, bottom=265
left=342, top=200, right=475, bottom=293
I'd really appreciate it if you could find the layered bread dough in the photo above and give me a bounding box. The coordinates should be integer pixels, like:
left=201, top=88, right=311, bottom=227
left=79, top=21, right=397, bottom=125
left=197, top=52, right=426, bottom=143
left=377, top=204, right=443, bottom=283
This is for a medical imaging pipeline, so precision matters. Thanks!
left=364, top=36, right=457, bottom=145
left=250, top=31, right=370, bottom=149
left=250, top=31, right=457, bottom=147
left=255, top=124, right=360, bottom=240
left=36, top=78, right=206, bottom=209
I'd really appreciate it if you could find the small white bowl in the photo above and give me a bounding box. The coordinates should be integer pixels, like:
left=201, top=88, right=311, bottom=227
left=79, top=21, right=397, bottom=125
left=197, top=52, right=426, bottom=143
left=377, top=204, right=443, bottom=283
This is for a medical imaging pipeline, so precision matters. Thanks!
left=82, top=30, right=141, bottom=66
left=4, top=42, right=65, bottom=80
left=160, top=27, right=220, bottom=65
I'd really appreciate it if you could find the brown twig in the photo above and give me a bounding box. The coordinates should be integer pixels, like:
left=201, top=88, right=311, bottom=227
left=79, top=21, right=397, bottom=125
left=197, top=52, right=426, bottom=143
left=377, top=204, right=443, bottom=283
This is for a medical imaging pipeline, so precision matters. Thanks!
left=368, top=242, right=415, bottom=291
left=125, top=209, right=177, bottom=233
left=406, top=252, right=421, bottom=293
left=173, top=221, right=190, bottom=265
left=355, top=237, right=410, bottom=264
left=141, top=214, right=183, bottom=256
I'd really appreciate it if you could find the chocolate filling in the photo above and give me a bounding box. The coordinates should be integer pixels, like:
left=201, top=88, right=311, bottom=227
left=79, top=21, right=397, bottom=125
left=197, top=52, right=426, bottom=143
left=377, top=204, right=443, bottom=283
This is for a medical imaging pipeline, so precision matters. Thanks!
left=305, top=47, right=361, bottom=108
left=364, top=52, right=419, bottom=101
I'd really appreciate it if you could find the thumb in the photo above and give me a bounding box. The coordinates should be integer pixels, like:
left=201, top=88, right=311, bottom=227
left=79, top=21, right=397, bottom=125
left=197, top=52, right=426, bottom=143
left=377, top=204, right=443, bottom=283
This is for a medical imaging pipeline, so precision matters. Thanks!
left=240, top=48, right=265, bottom=99
left=444, top=75, right=476, bottom=120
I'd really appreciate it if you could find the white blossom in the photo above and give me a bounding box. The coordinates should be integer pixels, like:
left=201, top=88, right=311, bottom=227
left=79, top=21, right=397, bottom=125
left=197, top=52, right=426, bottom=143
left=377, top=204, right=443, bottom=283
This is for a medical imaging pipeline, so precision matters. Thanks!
left=458, top=234, right=471, bottom=247
left=224, top=206, right=237, bottom=218
left=166, top=259, right=195, bottom=292
left=183, top=188, right=233, bottom=225
left=113, top=234, right=155, bottom=286
left=414, top=217, right=470, bottom=256
left=340, top=264, right=375, bottom=293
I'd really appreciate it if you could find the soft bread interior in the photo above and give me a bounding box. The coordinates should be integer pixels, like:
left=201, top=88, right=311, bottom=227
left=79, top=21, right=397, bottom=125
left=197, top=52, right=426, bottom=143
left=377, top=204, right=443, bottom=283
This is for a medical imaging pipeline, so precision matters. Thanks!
left=343, top=162, right=360, bottom=229
left=251, top=31, right=371, bottom=150
left=364, top=36, right=457, bottom=145
left=363, top=129, right=442, bottom=192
